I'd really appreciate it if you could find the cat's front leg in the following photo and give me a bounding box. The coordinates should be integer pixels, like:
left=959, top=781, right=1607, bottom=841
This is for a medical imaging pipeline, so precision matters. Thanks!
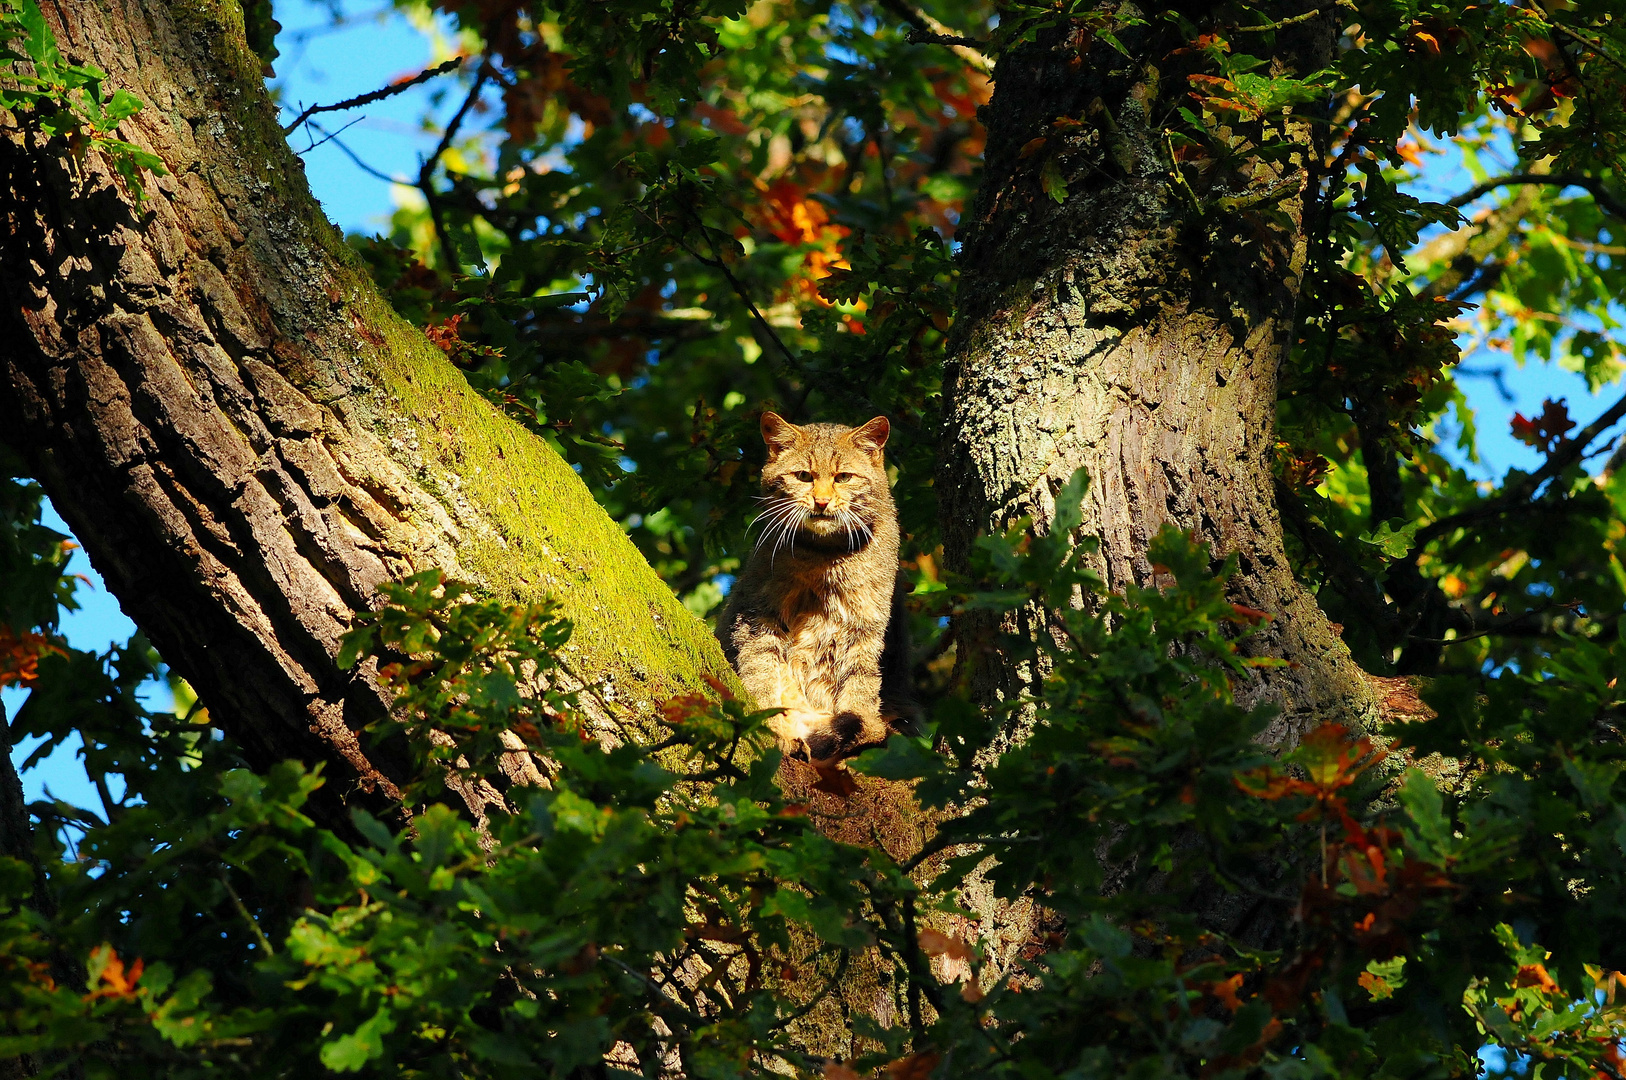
left=812, top=664, right=889, bottom=761
left=724, top=612, right=837, bottom=759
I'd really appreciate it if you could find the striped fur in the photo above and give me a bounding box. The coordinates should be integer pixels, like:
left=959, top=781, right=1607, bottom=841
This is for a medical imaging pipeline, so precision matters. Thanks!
left=718, top=412, right=917, bottom=762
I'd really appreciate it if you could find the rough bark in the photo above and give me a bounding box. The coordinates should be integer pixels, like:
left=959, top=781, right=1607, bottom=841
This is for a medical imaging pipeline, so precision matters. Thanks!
left=0, top=0, right=739, bottom=827
left=941, top=12, right=1375, bottom=736
left=936, top=10, right=1382, bottom=950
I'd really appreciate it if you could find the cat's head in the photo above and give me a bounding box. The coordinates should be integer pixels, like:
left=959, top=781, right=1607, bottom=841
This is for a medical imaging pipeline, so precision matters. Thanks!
left=755, top=412, right=892, bottom=551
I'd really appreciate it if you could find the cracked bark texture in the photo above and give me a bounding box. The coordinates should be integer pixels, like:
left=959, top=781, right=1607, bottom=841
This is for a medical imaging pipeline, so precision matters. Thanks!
left=937, top=10, right=1380, bottom=948
left=0, top=0, right=739, bottom=827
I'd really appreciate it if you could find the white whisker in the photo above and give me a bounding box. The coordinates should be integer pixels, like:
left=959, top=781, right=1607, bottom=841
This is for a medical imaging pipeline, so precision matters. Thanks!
left=749, top=499, right=801, bottom=546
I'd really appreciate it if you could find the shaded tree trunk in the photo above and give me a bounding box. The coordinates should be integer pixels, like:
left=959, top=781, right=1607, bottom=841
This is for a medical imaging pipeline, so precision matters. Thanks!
left=0, top=0, right=738, bottom=829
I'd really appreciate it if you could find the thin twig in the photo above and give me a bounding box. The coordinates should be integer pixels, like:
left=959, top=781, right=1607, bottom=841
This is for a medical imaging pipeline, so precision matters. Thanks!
left=1448, top=172, right=1626, bottom=221
left=305, top=119, right=409, bottom=186
left=643, top=200, right=801, bottom=370
left=1234, top=2, right=1354, bottom=34
left=283, top=57, right=464, bottom=133
left=297, top=115, right=364, bottom=155
left=1546, top=17, right=1626, bottom=74
left=420, top=59, right=493, bottom=272
left=217, top=868, right=276, bottom=957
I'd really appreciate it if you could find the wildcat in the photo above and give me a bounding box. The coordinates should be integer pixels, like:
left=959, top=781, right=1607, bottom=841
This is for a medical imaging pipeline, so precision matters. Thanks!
left=717, top=412, right=917, bottom=763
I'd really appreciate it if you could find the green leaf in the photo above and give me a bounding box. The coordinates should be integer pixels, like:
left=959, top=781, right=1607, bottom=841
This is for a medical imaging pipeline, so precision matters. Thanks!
left=1040, top=155, right=1068, bottom=205
left=320, top=1008, right=395, bottom=1071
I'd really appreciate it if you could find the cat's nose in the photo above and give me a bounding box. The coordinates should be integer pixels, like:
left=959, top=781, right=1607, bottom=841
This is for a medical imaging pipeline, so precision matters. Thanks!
left=812, top=497, right=830, bottom=511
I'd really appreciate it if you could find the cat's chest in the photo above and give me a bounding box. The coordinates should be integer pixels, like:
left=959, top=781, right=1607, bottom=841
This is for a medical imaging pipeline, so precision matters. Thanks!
left=775, top=580, right=886, bottom=639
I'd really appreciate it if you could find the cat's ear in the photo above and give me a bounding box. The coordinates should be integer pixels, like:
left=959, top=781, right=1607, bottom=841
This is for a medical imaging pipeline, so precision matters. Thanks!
left=849, top=416, right=890, bottom=453
left=760, top=411, right=799, bottom=456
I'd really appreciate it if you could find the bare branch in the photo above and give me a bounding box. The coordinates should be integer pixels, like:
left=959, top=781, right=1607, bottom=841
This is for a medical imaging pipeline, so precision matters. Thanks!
left=302, top=119, right=404, bottom=186
left=283, top=57, right=464, bottom=134
left=1234, top=2, right=1355, bottom=34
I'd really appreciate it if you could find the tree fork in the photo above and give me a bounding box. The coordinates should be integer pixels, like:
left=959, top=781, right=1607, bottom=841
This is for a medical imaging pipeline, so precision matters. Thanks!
left=0, top=0, right=739, bottom=827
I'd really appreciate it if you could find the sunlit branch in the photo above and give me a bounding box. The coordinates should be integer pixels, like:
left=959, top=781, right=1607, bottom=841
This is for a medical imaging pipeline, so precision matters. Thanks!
left=878, top=0, right=993, bottom=72
left=1233, top=1, right=1356, bottom=34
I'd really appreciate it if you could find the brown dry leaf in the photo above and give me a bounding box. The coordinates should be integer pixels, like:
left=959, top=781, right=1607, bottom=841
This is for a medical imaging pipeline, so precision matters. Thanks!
left=811, top=764, right=858, bottom=799
left=823, top=1061, right=861, bottom=1080
left=885, top=1051, right=942, bottom=1080
left=960, top=979, right=985, bottom=1003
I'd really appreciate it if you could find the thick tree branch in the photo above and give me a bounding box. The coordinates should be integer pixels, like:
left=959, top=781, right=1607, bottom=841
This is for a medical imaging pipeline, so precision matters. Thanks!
left=878, top=0, right=993, bottom=73
left=1448, top=172, right=1626, bottom=221
left=0, top=0, right=739, bottom=830
left=1412, top=185, right=1538, bottom=299
left=1411, top=388, right=1626, bottom=551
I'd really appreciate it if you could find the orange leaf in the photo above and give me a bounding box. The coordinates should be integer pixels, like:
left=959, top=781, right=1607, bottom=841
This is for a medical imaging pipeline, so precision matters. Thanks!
left=823, top=1062, right=861, bottom=1080
left=1019, top=136, right=1048, bottom=159
left=0, top=625, right=65, bottom=689
left=1358, top=969, right=1397, bottom=1000
left=1514, top=963, right=1562, bottom=995
left=1210, top=973, right=1245, bottom=1011
left=84, top=946, right=144, bottom=1001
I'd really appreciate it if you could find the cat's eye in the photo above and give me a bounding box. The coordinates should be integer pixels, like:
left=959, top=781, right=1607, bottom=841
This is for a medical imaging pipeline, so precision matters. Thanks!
left=834, top=473, right=855, bottom=483
left=794, top=471, right=814, bottom=482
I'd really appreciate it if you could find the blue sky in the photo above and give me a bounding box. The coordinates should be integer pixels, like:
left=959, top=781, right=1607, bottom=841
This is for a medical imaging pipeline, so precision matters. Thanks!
left=7, top=2, right=1623, bottom=810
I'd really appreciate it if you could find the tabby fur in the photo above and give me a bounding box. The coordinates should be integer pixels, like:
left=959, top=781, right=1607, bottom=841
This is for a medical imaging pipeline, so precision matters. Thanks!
left=717, top=412, right=917, bottom=762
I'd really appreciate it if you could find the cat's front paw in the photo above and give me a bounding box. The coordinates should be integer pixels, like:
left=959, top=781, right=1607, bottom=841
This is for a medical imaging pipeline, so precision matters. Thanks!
left=803, top=710, right=893, bottom=763
left=802, top=710, right=862, bottom=763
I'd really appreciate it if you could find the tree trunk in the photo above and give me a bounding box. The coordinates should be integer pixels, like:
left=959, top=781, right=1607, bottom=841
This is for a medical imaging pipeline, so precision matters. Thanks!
left=935, top=11, right=1382, bottom=954
left=0, top=0, right=738, bottom=827
left=940, top=12, right=1375, bottom=739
